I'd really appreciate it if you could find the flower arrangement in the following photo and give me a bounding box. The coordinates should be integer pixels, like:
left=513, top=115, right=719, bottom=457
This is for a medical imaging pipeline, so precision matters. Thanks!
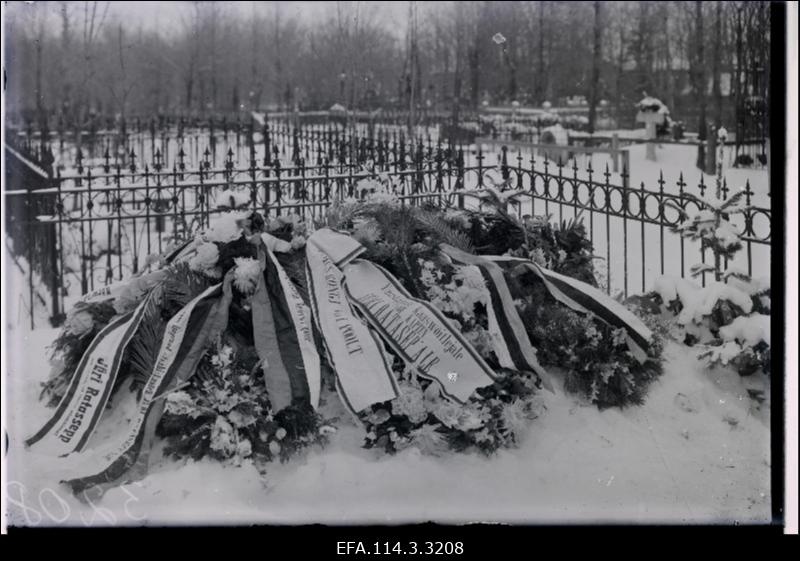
left=41, top=300, right=118, bottom=406
left=361, top=363, right=544, bottom=456
left=157, top=342, right=331, bottom=469
left=515, top=278, right=664, bottom=408
left=38, top=195, right=663, bottom=485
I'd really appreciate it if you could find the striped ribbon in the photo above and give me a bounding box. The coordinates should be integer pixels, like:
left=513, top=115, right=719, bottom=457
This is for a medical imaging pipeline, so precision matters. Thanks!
left=63, top=283, right=225, bottom=501
left=253, top=234, right=320, bottom=410
left=489, top=256, right=654, bottom=362
left=25, top=293, right=153, bottom=455
left=439, top=244, right=553, bottom=391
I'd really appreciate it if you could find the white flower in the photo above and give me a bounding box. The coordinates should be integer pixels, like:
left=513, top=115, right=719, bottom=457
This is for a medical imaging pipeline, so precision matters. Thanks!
left=269, top=440, right=281, bottom=455
left=409, top=424, right=447, bottom=456
left=210, top=345, right=235, bottom=370
left=529, top=247, right=549, bottom=268
left=236, top=439, right=253, bottom=459
left=293, top=221, right=308, bottom=238
left=114, top=283, right=140, bottom=315
left=113, top=269, right=169, bottom=315
left=65, top=310, right=94, bottom=337
left=319, top=425, right=337, bottom=436
left=367, top=192, right=399, bottom=206
left=462, top=325, right=494, bottom=359
left=430, top=399, right=462, bottom=429
left=278, top=213, right=302, bottom=227
left=474, top=428, right=494, bottom=443
left=457, top=403, right=489, bottom=431
left=165, top=391, right=201, bottom=418
left=500, top=399, right=535, bottom=440
left=189, top=242, right=220, bottom=274
left=228, top=409, right=256, bottom=428
left=290, top=235, right=306, bottom=251
left=209, top=416, right=237, bottom=457
left=233, top=257, right=261, bottom=294
left=425, top=264, right=488, bottom=322
left=393, top=381, right=428, bottom=424
left=205, top=212, right=247, bottom=243
left=354, top=221, right=381, bottom=244
left=275, top=428, right=287, bottom=440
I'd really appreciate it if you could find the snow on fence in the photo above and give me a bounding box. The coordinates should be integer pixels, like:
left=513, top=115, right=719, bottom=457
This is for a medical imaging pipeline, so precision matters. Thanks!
left=4, top=121, right=771, bottom=329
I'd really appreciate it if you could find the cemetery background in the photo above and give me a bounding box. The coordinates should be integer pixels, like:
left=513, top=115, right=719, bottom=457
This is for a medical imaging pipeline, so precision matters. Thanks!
left=2, top=0, right=777, bottom=526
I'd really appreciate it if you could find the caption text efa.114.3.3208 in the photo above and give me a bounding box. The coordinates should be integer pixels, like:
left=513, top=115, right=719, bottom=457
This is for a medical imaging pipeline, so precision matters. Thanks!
left=336, top=542, right=465, bottom=555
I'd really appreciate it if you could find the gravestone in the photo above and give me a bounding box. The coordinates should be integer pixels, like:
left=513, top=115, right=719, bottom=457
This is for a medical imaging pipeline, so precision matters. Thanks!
left=540, top=125, right=569, bottom=162
left=635, top=96, right=669, bottom=162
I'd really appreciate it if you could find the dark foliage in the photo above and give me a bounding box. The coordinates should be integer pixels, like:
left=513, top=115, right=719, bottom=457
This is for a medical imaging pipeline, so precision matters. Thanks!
left=512, top=271, right=664, bottom=408
left=216, top=234, right=258, bottom=275
left=157, top=345, right=329, bottom=465
left=40, top=301, right=118, bottom=406
left=466, top=212, right=597, bottom=285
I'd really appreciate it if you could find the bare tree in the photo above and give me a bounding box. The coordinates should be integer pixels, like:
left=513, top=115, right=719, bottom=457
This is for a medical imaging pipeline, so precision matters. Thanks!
left=78, top=1, right=111, bottom=121
left=180, top=2, right=203, bottom=111
left=711, top=0, right=724, bottom=126
left=105, top=24, right=137, bottom=119
left=694, top=0, right=708, bottom=141
left=3, top=0, right=756, bottom=131
left=587, top=1, right=603, bottom=133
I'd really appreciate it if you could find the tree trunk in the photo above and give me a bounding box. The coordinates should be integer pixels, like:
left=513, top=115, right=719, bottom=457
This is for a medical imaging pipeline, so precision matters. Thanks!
left=537, top=1, right=546, bottom=103
left=185, top=76, right=194, bottom=111
left=696, top=0, right=707, bottom=141
left=468, top=44, right=479, bottom=108
left=35, top=30, right=45, bottom=123
left=615, top=25, right=626, bottom=128
left=587, top=1, right=602, bottom=133
left=712, top=0, right=723, bottom=127
left=452, top=16, right=463, bottom=125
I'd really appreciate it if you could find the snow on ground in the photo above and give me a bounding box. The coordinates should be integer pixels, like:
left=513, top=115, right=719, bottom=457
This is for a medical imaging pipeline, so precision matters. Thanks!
left=467, top=142, right=771, bottom=297
left=468, top=142, right=770, bottom=206
left=38, top=130, right=772, bottom=301
left=5, top=323, right=771, bottom=526
left=6, top=132, right=772, bottom=525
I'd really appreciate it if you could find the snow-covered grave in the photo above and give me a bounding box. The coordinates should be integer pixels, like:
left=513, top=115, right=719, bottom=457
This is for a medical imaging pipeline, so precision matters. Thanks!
left=4, top=188, right=771, bottom=525
left=5, top=325, right=771, bottom=524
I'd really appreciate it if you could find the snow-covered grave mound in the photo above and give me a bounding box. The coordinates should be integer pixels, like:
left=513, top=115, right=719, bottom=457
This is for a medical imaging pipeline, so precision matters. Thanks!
left=4, top=197, right=770, bottom=525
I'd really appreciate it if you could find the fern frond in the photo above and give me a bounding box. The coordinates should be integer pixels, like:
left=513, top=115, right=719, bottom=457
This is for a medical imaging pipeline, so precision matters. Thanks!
left=127, top=286, right=167, bottom=387
left=317, top=199, right=362, bottom=230
left=414, top=208, right=474, bottom=253
left=358, top=203, right=417, bottom=249
left=193, top=356, right=227, bottom=389
left=163, top=262, right=213, bottom=309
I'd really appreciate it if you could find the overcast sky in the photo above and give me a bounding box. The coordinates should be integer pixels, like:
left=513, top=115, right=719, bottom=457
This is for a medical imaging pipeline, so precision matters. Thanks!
left=7, top=1, right=413, bottom=37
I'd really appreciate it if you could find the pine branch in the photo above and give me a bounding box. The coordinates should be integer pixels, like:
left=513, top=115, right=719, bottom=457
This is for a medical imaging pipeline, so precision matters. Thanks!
left=163, top=262, right=213, bottom=309
left=414, top=208, right=474, bottom=253
left=127, top=285, right=167, bottom=387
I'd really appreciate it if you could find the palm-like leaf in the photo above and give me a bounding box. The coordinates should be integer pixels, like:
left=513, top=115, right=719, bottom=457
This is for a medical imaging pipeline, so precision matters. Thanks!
left=414, top=208, right=474, bottom=253
left=127, top=285, right=167, bottom=387
left=163, top=262, right=213, bottom=309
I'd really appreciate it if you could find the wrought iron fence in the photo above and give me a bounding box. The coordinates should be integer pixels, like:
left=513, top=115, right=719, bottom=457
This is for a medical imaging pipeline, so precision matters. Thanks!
left=4, top=121, right=771, bottom=329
